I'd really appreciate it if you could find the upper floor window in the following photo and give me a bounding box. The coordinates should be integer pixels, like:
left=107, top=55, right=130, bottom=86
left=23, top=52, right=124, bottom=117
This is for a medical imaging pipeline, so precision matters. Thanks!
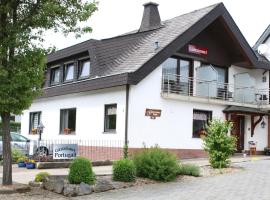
left=104, top=104, right=117, bottom=133
left=51, top=66, right=60, bottom=85
left=60, top=108, right=76, bottom=135
left=64, top=63, right=74, bottom=82
left=78, top=59, right=90, bottom=79
left=29, top=112, right=41, bottom=134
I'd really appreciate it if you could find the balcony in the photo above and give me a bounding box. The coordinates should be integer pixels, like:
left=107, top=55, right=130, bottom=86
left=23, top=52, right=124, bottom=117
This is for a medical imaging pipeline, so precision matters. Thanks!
left=161, top=74, right=270, bottom=108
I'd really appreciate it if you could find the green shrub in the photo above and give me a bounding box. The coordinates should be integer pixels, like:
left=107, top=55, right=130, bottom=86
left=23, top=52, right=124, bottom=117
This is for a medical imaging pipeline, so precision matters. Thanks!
left=12, top=148, right=24, bottom=163
left=203, top=119, right=237, bottom=168
left=113, top=159, right=136, bottom=182
left=68, top=157, right=95, bottom=185
left=17, top=156, right=27, bottom=163
left=35, top=172, right=50, bottom=182
left=133, top=146, right=179, bottom=182
left=178, top=164, right=200, bottom=177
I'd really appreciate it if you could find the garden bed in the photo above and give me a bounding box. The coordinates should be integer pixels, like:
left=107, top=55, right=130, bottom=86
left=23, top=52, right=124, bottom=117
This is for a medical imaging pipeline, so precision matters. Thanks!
left=200, top=165, right=243, bottom=177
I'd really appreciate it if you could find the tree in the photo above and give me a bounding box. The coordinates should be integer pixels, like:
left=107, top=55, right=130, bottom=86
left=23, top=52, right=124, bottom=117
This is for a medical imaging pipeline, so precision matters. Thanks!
left=203, top=119, right=237, bottom=168
left=0, top=0, right=98, bottom=185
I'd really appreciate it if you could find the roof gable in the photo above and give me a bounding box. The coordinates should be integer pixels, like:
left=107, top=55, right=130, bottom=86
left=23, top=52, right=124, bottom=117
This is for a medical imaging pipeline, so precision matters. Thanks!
left=129, top=3, right=270, bottom=84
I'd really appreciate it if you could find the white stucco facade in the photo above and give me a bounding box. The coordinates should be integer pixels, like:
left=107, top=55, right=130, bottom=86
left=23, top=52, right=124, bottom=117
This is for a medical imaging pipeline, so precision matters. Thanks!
left=128, top=63, right=226, bottom=150
left=20, top=62, right=269, bottom=153
left=21, top=86, right=126, bottom=142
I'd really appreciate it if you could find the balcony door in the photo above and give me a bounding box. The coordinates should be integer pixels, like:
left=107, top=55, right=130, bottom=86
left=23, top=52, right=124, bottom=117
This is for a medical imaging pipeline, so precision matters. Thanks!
left=162, top=57, right=192, bottom=94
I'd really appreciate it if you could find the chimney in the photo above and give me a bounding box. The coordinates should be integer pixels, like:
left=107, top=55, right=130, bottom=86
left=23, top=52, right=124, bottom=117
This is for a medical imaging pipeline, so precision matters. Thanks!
left=139, top=2, right=162, bottom=32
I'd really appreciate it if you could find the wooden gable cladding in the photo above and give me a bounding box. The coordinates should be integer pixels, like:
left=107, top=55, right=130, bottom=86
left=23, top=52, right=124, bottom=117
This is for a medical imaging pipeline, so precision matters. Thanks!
left=178, top=17, right=248, bottom=67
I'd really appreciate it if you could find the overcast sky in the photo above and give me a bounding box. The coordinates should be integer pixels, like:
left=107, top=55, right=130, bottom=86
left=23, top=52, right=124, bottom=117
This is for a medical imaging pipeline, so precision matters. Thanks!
left=44, top=0, right=270, bottom=50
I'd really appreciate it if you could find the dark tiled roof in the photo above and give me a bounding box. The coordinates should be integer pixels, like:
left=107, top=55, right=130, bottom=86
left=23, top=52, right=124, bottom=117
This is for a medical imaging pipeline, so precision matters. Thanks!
left=47, top=3, right=218, bottom=77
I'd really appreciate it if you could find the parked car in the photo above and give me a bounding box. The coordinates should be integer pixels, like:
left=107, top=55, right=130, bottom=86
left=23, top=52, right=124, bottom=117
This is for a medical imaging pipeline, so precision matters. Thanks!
left=0, top=132, right=30, bottom=157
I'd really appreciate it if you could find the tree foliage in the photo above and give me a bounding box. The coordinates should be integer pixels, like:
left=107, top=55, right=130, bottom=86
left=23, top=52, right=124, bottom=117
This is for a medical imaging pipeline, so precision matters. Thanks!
left=0, top=0, right=98, bottom=115
left=0, top=0, right=98, bottom=185
left=203, top=119, right=237, bottom=168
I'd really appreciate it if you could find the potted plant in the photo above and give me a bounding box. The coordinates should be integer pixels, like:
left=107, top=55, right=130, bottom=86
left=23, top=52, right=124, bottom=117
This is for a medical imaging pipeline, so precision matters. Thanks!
left=17, top=156, right=27, bottom=168
left=26, top=159, right=36, bottom=169
left=64, top=128, right=71, bottom=134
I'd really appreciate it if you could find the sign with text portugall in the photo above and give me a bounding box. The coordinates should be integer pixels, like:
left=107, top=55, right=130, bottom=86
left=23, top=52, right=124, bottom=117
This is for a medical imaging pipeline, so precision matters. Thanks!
left=145, top=108, right=162, bottom=119
left=53, top=144, right=78, bottom=159
left=188, top=44, right=208, bottom=55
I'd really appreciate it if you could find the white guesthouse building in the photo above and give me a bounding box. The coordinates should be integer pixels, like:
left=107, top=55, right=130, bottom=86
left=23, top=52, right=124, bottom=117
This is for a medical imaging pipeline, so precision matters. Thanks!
left=21, top=2, right=270, bottom=159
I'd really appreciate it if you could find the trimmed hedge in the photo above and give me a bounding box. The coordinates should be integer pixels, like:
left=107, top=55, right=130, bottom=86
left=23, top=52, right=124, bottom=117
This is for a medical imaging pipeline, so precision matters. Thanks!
left=133, top=147, right=179, bottom=182
left=68, top=157, right=95, bottom=185
left=113, top=159, right=136, bottom=182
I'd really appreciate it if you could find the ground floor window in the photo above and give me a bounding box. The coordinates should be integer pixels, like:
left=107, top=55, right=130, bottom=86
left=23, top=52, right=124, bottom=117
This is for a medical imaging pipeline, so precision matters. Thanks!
left=60, top=108, right=76, bottom=134
left=29, top=112, right=41, bottom=134
left=104, top=104, right=117, bottom=132
left=192, top=109, right=212, bottom=138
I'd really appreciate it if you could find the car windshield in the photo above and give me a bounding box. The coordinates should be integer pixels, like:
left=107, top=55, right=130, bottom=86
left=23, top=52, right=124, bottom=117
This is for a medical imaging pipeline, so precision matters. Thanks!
left=11, top=133, right=28, bottom=142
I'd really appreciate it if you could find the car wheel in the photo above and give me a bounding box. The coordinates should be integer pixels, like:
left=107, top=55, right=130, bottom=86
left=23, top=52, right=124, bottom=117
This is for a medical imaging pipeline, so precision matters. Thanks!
left=36, top=146, right=49, bottom=156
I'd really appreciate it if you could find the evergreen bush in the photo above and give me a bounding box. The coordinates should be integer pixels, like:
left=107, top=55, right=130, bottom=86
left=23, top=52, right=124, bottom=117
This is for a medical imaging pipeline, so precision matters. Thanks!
left=68, top=157, right=95, bottom=185
left=133, top=146, right=179, bottom=182
left=113, top=159, right=136, bottom=182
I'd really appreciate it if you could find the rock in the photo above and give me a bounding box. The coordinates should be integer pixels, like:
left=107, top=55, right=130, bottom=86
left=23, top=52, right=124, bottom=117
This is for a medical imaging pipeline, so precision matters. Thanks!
left=42, top=177, right=55, bottom=191
left=94, top=179, right=114, bottom=193
left=28, top=181, right=41, bottom=187
left=63, top=184, right=78, bottom=197
left=77, top=182, right=93, bottom=196
left=53, top=179, right=64, bottom=194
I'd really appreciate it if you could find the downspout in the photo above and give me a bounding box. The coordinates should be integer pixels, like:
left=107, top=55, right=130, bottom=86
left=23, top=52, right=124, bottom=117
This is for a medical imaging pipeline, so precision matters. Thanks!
left=125, top=84, right=130, bottom=146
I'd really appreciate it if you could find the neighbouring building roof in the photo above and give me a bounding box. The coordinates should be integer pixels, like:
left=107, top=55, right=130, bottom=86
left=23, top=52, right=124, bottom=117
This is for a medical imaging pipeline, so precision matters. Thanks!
left=253, top=25, right=270, bottom=63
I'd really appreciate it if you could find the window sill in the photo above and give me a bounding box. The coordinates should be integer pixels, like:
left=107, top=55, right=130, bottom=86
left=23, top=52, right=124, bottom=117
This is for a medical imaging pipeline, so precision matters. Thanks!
left=63, top=80, right=73, bottom=83
left=59, top=132, right=76, bottom=135
left=50, top=82, right=60, bottom=86
left=78, top=76, right=90, bottom=80
left=103, top=131, right=117, bottom=134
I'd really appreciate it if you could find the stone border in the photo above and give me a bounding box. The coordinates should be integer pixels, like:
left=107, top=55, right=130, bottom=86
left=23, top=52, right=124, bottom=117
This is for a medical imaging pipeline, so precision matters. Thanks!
left=42, top=175, right=135, bottom=197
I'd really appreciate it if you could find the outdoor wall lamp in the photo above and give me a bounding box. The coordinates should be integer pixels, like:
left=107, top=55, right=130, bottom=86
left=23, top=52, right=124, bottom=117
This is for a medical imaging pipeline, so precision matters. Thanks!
left=261, top=119, right=266, bottom=129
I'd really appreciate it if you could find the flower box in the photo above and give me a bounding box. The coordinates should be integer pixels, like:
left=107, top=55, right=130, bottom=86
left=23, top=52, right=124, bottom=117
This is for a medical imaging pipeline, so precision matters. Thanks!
left=18, top=161, right=26, bottom=168
left=64, top=128, right=71, bottom=134
left=26, top=160, right=36, bottom=169
left=26, top=162, right=36, bottom=169
left=31, top=128, right=38, bottom=134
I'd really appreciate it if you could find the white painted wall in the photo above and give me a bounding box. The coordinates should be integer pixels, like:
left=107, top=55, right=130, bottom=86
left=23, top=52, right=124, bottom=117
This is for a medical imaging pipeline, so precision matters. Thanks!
left=128, top=63, right=226, bottom=150
left=21, top=86, right=126, bottom=142
left=244, top=115, right=268, bottom=151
